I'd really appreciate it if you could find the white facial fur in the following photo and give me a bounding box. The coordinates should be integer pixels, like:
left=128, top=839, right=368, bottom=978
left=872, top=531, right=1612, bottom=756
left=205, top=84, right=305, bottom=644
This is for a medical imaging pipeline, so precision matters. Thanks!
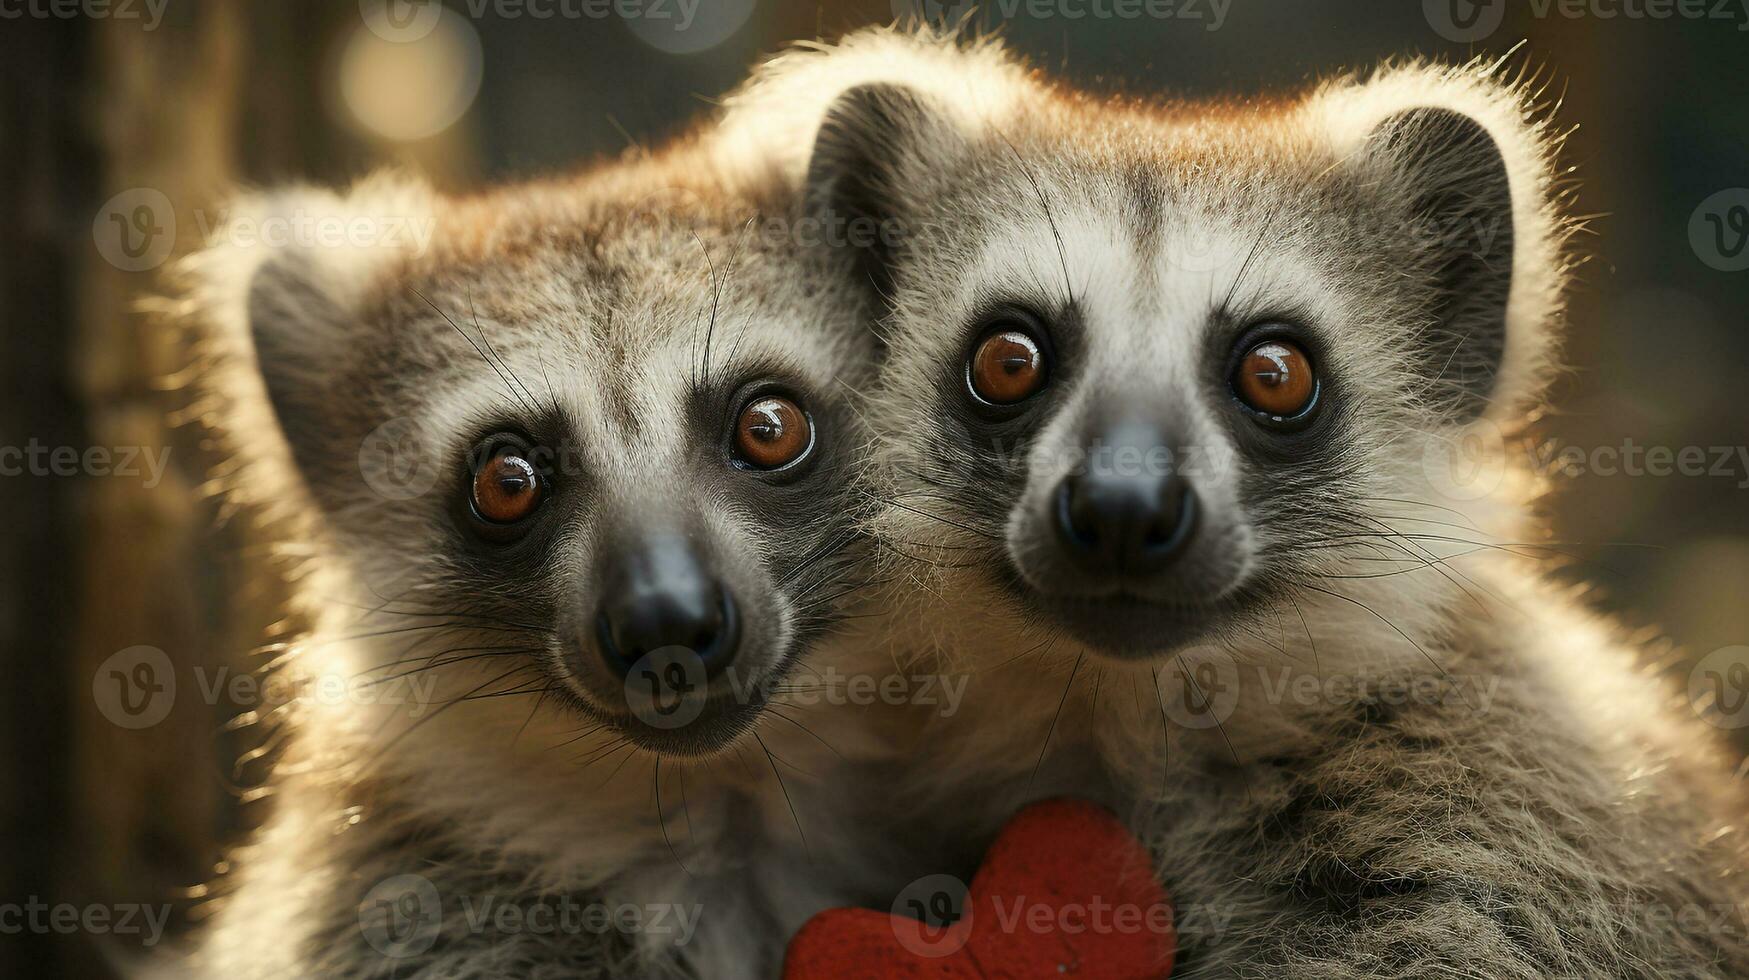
left=721, top=29, right=1575, bottom=800
left=180, top=159, right=907, bottom=977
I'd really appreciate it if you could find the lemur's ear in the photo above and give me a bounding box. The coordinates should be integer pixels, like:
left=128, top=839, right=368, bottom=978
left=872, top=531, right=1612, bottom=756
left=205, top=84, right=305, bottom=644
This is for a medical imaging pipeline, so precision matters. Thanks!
left=1319, top=68, right=1569, bottom=421
left=245, top=241, right=380, bottom=465
left=186, top=176, right=431, bottom=498
left=1365, top=107, right=1516, bottom=419
left=803, top=83, right=962, bottom=301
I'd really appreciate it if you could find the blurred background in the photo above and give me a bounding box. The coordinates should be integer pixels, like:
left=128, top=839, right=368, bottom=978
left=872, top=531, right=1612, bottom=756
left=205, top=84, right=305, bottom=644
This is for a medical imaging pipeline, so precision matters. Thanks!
left=2, top=0, right=1746, bottom=975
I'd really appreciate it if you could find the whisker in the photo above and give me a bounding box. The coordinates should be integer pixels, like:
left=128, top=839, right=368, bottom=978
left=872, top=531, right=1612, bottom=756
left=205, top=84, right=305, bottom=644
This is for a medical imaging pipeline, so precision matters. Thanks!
left=469, top=289, right=544, bottom=416
left=655, top=759, right=696, bottom=879
left=1171, top=651, right=1254, bottom=807
left=1149, top=667, right=1171, bottom=801
left=413, top=286, right=538, bottom=419
left=994, top=126, right=1076, bottom=309
left=763, top=706, right=847, bottom=761
left=1295, top=582, right=1473, bottom=711
left=364, top=663, right=535, bottom=768
left=1030, top=651, right=1083, bottom=791
left=756, top=732, right=809, bottom=860
left=593, top=741, right=645, bottom=789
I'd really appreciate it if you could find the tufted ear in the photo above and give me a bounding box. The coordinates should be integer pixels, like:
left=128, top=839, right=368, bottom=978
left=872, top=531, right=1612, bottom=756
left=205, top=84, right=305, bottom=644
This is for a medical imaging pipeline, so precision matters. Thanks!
left=803, top=83, right=965, bottom=303
left=1316, top=67, right=1569, bottom=422
left=245, top=240, right=384, bottom=467
left=1365, top=107, right=1517, bottom=419
left=186, top=175, right=434, bottom=497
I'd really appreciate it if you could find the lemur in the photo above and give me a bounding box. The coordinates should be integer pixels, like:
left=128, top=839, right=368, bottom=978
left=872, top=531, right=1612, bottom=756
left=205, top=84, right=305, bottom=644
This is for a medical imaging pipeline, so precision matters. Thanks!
left=718, top=28, right=1749, bottom=978
left=171, top=137, right=898, bottom=976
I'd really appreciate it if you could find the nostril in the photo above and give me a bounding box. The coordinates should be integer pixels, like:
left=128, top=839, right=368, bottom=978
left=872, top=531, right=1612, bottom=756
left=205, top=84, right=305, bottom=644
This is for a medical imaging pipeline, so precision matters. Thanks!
left=1052, top=469, right=1198, bottom=575
left=595, top=581, right=741, bottom=681
left=690, top=590, right=739, bottom=678
left=1139, top=480, right=1197, bottom=560
left=1142, top=520, right=1170, bottom=548
left=596, top=610, right=630, bottom=675
left=1056, top=478, right=1099, bottom=551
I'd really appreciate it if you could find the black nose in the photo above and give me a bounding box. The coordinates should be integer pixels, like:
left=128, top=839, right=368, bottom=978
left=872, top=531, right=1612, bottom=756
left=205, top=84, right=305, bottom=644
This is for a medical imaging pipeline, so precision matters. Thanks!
left=596, top=537, right=740, bottom=679
left=1054, top=424, right=1198, bottom=575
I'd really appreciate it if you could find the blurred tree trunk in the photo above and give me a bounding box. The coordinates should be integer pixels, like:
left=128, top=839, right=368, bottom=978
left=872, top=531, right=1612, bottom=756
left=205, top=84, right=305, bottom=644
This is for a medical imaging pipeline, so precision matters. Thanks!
left=68, top=5, right=252, bottom=967
left=51, top=6, right=454, bottom=974
left=61, top=7, right=382, bottom=973
left=0, top=17, right=101, bottom=979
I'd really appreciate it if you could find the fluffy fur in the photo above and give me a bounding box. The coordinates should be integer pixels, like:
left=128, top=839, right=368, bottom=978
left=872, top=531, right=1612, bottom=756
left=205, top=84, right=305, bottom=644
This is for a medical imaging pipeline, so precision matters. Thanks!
left=729, top=27, right=1749, bottom=978
left=163, top=137, right=909, bottom=977
left=155, top=27, right=1749, bottom=979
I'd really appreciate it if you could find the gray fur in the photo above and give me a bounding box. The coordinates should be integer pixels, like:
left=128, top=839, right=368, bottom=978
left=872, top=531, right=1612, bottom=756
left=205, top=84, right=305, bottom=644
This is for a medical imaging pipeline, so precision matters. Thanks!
left=750, top=28, right=1749, bottom=979
left=168, top=144, right=905, bottom=977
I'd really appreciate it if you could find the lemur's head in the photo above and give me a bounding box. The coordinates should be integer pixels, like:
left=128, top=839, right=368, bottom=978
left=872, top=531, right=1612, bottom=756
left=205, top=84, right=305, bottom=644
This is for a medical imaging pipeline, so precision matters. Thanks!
left=201, top=165, right=874, bottom=760
left=782, top=35, right=1570, bottom=668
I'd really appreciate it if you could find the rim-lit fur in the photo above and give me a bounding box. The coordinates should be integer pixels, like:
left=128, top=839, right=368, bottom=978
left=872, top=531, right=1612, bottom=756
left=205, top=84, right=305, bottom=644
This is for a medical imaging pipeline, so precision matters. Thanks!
left=162, top=142, right=900, bottom=977
left=735, top=27, right=1749, bottom=978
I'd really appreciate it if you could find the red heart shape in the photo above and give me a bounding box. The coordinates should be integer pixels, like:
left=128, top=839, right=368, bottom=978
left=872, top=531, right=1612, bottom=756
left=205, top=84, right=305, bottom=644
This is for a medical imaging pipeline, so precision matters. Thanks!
left=784, top=799, right=1175, bottom=979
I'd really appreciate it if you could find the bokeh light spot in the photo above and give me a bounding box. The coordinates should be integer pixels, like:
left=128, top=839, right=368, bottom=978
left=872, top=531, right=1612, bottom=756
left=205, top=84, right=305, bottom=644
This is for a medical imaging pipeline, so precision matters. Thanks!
left=339, top=9, right=483, bottom=141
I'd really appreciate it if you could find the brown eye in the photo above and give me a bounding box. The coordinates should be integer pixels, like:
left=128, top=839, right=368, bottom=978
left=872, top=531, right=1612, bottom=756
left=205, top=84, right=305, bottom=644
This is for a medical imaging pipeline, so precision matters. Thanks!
left=734, top=395, right=812, bottom=470
left=969, top=328, right=1047, bottom=404
left=471, top=451, right=544, bottom=524
left=1233, top=340, right=1317, bottom=420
